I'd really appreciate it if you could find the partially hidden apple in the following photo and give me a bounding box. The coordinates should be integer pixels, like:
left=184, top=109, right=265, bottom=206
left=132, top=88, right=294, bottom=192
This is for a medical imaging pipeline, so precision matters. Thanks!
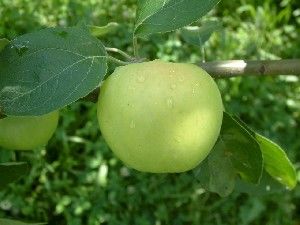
left=0, top=111, right=59, bottom=150
left=97, top=60, right=223, bottom=173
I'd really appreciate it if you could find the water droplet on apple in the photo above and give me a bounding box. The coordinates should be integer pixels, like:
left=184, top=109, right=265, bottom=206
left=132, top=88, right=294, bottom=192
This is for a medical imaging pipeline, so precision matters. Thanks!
left=169, top=70, right=175, bottom=78
left=166, top=97, right=174, bottom=108
left=175, top=137, right=181, bottom=143
left=170, top=84, right=176, bottom=90
left=137, top=75, right=145, bottom=83
left=130, top=120, right=135, bottom=128
left=128, top=85, right=135, bottom=91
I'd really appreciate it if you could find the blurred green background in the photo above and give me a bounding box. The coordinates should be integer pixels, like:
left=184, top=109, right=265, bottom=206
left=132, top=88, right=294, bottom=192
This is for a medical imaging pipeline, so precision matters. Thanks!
left=0, top=0, right=299, bottom=224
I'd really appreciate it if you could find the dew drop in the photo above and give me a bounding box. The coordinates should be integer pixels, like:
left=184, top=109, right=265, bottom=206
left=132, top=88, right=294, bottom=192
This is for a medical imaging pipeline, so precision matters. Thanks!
left=166, top=97, right=174, bottom=108
left=175, top=137, right=181, bottom=143
left=170, top=84, right=176, bottom=90
left=169, top=69, right=175, bottom=78
left=130, top=120, right=135, bottom=129
left=128, top=85, right=136, bottom=91
left=137, top=75, right=146, bottom=83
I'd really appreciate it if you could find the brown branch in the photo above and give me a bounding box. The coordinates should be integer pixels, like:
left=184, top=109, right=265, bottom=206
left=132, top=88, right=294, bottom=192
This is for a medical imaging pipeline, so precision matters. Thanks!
left=199, top=59, right=300, bottom=78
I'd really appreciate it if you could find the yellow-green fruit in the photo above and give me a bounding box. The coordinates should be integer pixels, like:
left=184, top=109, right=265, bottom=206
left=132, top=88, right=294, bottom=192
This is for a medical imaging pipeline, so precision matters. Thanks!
left=0, top=111, right=59, bottom=150
left=97, top=60, right=223, bottom=173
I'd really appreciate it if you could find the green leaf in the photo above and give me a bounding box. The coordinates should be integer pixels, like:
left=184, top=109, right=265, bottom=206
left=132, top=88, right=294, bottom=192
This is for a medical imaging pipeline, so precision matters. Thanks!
left=0, top=38, right=10, bottom=52
left=88, top=22, right=120, bottom=37
left=0, top=218, right=46, bottom=225
left=0, top=162, right=29, bottom=190
left=194, top=113, right=296, bottom=196
left=134, top=0, right=220, bottom=38
left=194, top=138, right=236, bottom=197
left=0, top=26, right=107, bottom=116
left=234, top=117, right=297, bottom=189
left=0, top=150, right=13, bottom=162
left=255, top=134, right=297, bottom=189
left=181, top=21, right=223, bottom=46
left=194, top=112, right=263, bottom=196
left=235, top=171, right=287, bottom=196
left=221, top=112, right=263, bottom=184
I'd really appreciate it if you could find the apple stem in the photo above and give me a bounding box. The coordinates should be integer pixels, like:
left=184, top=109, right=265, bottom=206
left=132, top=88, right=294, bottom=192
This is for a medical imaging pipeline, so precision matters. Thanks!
left=107, top=56, right=132, bottom=66
left=105, top=47, right=135, bottom=61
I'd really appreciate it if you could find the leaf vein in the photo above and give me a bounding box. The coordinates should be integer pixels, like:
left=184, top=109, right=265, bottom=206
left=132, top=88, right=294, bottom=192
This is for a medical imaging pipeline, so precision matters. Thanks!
left=3, top=56, right=105, bottom=106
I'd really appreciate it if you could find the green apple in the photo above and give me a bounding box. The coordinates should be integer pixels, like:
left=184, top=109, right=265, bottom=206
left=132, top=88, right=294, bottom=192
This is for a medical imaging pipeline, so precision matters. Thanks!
left=97, top=60, right=223, bottom=173
left=0, top=111, right=59, bottom=150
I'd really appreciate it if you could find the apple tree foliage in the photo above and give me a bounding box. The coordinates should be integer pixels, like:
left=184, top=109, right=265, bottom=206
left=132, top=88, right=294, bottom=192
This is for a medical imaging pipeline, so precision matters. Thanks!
left=0, top=2, right=297, bottom=224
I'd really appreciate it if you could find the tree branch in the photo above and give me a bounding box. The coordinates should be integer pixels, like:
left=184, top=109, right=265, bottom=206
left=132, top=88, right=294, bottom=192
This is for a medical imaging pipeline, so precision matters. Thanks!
left=199, top=59, right=300, bottom=78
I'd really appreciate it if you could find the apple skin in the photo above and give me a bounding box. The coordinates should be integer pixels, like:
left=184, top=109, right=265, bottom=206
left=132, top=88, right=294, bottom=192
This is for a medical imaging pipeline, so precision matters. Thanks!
left=0, top=111, right=59, bottom=150
left=97, top=60, right=223, bottom=173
